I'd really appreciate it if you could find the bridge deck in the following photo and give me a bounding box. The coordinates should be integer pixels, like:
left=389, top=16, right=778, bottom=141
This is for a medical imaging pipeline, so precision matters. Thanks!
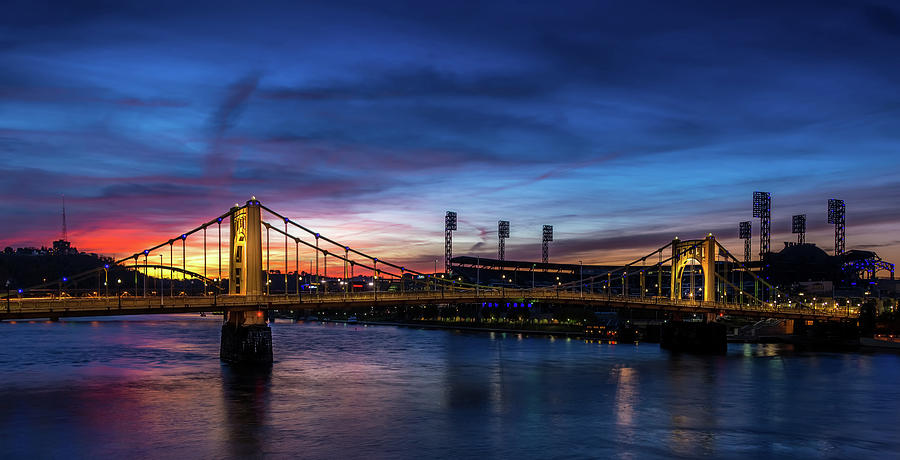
left=0, top=290, right=854, bottom=321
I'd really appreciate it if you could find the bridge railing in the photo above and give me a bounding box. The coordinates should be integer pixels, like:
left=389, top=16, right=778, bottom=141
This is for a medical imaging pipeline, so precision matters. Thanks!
left=2, top=289, right=855, bottom=320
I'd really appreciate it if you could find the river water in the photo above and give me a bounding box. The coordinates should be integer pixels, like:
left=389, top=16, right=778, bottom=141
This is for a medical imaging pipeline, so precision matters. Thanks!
left=0, top=315, right=898, bottom=459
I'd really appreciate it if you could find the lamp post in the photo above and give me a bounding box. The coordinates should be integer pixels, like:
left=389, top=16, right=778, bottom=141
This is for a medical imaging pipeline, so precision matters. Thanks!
left=117, top=278, right=122, bottom=309
left=579, top=260, right=583, bottom=298
left=5, top=279, right=10, bottom=313
left=532, top=264, right=535, bottom=290
left=104, top=264, right=109, bottom=297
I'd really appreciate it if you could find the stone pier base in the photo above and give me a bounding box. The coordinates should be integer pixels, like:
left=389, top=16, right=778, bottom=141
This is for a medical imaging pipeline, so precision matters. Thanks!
left=220, top=310, right=273, bottom=364
left=661, top=321, right=727, bottom=354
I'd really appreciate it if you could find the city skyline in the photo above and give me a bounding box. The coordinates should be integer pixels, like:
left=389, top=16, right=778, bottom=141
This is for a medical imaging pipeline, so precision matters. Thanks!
left=2, top=1, right=900, bottom=271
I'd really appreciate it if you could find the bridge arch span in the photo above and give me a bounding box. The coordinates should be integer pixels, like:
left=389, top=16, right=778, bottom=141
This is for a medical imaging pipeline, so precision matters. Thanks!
left=125, top=264, right=225, bottom=292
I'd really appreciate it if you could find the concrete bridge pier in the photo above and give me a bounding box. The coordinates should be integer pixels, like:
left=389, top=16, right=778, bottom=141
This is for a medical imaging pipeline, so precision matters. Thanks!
left=220, top=199, right=272, bottom=364
left=220, top=310, right=273, bottom=364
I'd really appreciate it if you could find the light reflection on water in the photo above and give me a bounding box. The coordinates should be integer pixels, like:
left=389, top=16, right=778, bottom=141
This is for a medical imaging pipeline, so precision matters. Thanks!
left=0, top=315, right=898, bottom=459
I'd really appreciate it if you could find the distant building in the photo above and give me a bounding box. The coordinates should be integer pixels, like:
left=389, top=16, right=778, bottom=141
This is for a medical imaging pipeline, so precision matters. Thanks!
left=796, top=281, right=833, bottom=295
left=52, top=239, right=77, bottom=256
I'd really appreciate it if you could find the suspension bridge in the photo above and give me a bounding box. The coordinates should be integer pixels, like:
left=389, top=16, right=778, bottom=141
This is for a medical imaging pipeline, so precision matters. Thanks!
left=1, top=199, right=856, bottom=362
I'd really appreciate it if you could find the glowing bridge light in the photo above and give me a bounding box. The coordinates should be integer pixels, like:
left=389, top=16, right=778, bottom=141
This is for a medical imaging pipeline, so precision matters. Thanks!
left=104, top=264, right=109, bottom=269
left=62, top=277, right=68, bottom=282
left=182, top=234, right=187, bottom=239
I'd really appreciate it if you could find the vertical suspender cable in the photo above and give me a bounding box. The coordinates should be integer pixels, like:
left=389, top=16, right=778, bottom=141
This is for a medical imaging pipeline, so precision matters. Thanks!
left=658, top=251, right=662, bottom=297
left=218, top=220, right=222, bottom=292
left=285, top=221, right=288, bottom=295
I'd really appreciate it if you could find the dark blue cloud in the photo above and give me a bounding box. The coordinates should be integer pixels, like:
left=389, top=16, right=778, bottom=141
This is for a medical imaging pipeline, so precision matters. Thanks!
left=1, top=0, right=899, bottom=266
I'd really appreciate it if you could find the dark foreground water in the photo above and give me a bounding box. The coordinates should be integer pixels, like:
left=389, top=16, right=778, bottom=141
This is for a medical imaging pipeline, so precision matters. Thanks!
left=1, top=315, right=899, bottom=459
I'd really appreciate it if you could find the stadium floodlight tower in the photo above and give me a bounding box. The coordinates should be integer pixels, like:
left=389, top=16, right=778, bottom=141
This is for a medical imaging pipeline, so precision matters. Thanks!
left=792, top=214, right=806, bottom=244
left=828, top=199, right=845, bottom=255
left=752, top=191, right=771, bottom=259
left=498, top=220, right=510, bottom=261
left=445, top=211, right=457, bottom=274
left=542, top=225, right=553, bottom=263
left=739, top=221, right=751, bottom=263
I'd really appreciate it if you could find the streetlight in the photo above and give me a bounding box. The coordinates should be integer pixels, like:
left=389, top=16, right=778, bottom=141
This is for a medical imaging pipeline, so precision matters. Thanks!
left=213, top=278, right=220, bottom=308
left=532, top=264, right=535, bottom=289
left=117, top=278, right=122, bottom=308
left=476, top=257, right=480, bottom=296
left=579, top=260, right=583, bottom=298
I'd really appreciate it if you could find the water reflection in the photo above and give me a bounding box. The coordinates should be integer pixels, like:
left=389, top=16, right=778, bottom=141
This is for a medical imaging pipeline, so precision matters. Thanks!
left=1, top=317, right=899, bottom=458
left=442, top=332, right=495, bottom=411
left=612, top=365, right=638, bottom=452
left=220, top=364, right=272, bottom=457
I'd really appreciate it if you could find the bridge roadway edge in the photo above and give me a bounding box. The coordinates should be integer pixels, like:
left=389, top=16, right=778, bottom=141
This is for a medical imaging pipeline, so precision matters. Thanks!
left=1, top=292, right=854, bottom=323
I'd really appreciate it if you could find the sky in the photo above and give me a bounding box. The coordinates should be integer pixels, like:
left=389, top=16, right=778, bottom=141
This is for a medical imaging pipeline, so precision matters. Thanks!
left=2, top=0, right=900, bottom=273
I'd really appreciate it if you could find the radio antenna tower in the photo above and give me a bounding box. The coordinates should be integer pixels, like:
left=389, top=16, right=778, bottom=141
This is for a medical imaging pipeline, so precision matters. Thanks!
left=61, top=194, right=68, bottom=242
left=445, top=211, right=457, bottom=273
left=498, top=220, right=509, bottom=261
left=752, top=192, right=771, bottom=259
left=792, top=214, right=806, bottom=244
left=828, top=199, right=845, bottom=255
left=739, top=221, right=751, bottom=263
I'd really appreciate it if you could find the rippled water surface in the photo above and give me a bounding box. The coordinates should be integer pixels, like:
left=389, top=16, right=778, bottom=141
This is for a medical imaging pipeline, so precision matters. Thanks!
left=1, top=315, right=899, bottom=459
